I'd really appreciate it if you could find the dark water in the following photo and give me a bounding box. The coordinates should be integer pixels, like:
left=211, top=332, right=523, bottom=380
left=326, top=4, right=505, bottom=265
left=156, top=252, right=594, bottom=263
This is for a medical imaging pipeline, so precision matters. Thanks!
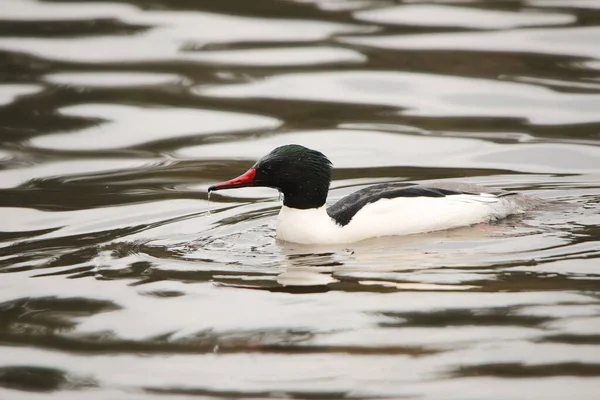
left=1, top=0, right=600, bottom=399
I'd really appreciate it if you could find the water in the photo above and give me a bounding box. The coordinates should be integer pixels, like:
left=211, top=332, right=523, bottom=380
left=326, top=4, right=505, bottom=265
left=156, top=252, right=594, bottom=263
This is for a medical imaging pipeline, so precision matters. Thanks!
left=1, top=0, right=600, bottom=398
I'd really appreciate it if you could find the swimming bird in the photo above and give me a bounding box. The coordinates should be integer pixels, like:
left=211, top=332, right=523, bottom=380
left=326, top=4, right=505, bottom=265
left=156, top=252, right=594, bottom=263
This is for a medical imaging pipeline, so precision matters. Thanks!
left=208, top=144, right=541, bottom=244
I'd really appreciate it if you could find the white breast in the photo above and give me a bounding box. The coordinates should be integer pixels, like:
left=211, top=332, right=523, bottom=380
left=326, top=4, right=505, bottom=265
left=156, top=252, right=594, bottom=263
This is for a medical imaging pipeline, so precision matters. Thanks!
left=276, top=193, right=528, bottom=244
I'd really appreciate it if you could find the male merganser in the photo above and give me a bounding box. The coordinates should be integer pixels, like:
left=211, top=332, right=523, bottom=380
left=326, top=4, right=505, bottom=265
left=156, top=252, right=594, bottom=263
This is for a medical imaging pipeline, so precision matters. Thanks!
left=208, top=144, right=542, bottom=244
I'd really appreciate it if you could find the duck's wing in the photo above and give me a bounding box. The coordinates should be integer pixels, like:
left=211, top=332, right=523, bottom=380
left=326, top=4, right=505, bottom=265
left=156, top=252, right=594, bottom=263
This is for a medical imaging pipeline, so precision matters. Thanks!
left=326, top=182, right=539, bottom=227
left=327, top=183, right=469, bottom=227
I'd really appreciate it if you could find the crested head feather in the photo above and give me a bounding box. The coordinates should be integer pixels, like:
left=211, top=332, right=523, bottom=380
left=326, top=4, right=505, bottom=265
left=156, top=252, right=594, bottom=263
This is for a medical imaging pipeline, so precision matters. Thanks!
left=254, top=144, right=332, bottom=209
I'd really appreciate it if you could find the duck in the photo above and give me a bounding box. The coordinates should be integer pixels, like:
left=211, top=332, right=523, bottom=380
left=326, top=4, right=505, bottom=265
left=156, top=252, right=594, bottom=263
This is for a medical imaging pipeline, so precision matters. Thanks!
left=208, top=144, right=542, bottom=244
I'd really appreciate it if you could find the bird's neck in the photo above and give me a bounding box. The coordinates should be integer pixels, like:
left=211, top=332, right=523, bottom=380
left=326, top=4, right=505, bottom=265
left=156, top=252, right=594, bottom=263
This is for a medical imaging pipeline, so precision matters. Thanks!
left=280, top=184, right=328, bottom=210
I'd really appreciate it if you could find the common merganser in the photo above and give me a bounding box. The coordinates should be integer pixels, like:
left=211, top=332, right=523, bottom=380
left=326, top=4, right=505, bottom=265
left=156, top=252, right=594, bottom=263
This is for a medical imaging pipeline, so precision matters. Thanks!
left=208, top=144, right=542, bottom=244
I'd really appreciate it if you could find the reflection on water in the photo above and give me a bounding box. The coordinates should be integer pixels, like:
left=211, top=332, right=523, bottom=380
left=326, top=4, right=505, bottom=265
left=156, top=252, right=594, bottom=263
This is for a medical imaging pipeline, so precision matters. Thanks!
left=1, top=0, right=600, bottom=398
left=353, top=4, right=576, bottom=28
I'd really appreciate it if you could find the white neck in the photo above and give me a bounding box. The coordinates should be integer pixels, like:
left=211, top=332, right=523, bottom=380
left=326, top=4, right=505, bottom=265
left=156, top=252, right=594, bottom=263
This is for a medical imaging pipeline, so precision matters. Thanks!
left=276, top=206, right=342, bottom=244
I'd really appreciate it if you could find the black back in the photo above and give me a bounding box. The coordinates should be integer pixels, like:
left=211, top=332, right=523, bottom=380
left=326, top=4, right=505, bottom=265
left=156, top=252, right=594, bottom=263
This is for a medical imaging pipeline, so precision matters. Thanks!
left=327, top=183, right=473, bottom=226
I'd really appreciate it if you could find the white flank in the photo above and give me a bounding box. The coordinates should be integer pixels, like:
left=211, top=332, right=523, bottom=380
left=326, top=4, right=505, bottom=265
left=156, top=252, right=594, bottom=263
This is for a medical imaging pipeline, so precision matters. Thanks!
left=276, top=194, right=529, bottom=244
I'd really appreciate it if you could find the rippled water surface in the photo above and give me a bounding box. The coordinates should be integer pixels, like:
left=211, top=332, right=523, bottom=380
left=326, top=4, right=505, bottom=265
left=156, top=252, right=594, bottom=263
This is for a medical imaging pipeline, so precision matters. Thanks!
left=2, top=0, right=600, bottom=399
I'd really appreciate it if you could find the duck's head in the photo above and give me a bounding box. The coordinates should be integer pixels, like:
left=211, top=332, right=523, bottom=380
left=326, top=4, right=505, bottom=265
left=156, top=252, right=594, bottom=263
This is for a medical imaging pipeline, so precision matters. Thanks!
left=208, top=144, right=332, bottom=209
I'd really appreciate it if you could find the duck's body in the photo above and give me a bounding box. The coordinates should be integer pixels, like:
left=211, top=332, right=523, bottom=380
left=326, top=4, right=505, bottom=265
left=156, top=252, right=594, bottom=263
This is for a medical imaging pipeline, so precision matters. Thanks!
left=209, top=145, right=542, bottom=244
left=278, top=183, right=535, bottom=244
